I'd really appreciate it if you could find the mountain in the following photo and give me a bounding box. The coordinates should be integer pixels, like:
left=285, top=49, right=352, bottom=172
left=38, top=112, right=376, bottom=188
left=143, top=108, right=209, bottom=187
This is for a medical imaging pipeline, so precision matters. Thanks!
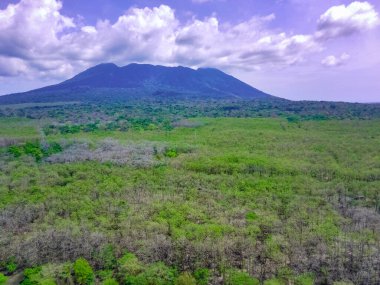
left=0, top=63, right=275, bottom=104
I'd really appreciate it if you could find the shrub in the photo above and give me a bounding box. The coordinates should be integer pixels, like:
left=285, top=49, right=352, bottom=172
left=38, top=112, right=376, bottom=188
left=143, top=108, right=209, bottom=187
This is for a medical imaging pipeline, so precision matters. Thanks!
left=277, top=267, right=294, bottom=284
left=0, top=274, right=8, bottom=285
left=136, top=262, right=177, bottom=285
left=97, top=270, right=113, bottom=281
left=58, top=263, right=74, bottom=285
left=43, top=142, right=62, bottom=156
left=84, top=123, right=99, bottom=132
left=6, top=259, right=18, bottom=273
left=8, top=145, right=24, bottom=157
left=98, top=244, right=117, bottom=270
left=295, top=273, right=314, bottom=285
left=59, top=125, right=81, bottom=134
left=246, top=212, right=258, bottom=221
left=175, top=272, right=196, bottom=285
left=73, top=258, right=95, bottom=285
left=21, top=266, right=42, bottom=285
left=8, top=141, right=62, bottom=161
left=194, top=268, right=210, bottom=285
left=164, top=148, right=178, bottom=158
left=23, top=142, right=44, bottom=161
left=118, top=252, right=144, bottom=277
left=225, top=269, right=259, bottom=285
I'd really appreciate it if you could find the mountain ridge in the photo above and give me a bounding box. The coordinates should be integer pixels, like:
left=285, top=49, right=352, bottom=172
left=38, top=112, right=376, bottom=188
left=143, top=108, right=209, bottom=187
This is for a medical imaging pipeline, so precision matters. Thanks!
left=0, top=63, right=275, bottom=104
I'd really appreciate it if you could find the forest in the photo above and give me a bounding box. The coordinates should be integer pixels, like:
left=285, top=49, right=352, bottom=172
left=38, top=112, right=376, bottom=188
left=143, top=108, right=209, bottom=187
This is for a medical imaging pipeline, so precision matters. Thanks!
left=0, top=100, right=379, bottom=285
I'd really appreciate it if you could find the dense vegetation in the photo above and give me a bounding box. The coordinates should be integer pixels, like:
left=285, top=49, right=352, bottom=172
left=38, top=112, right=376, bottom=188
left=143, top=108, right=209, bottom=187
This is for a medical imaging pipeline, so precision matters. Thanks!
left=0, top=100, right=379, bottom=285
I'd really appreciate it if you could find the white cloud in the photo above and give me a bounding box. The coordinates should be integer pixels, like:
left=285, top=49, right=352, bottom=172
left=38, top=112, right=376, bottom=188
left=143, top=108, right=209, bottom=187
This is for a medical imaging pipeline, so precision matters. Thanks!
left=81, top=26, right=97, bottom=34
left=0, top=0, right=378, bottom=84
left=321, top=53, right=350, bottom=67
left=0, top=0, right=75, bottom=58
left=0, top=0, right=75, bottom=77
left=316, top=1, right=379, bottom=39
left=60, top=5, right=178, bottom=64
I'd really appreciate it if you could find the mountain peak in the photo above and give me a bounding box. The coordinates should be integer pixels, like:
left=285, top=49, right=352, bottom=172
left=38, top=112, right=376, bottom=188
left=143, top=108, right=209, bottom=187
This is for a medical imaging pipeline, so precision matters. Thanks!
left=87, top=62, right=119, bottom=71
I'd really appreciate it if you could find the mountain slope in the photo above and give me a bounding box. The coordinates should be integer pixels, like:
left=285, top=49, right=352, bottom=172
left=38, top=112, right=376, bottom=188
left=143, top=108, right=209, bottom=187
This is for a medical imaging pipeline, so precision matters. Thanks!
left=0, top=63, right=275, bottom=104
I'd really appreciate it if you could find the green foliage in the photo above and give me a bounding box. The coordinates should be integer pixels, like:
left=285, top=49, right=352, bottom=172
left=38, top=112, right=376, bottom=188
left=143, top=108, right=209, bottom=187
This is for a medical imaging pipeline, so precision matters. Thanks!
left=6, top=258, right=18, bottom=273
left=118, top=252, right=144, bottom=278
left=246, top=211, right=258, bottom=221
left=84, top=123, right=99, bottom=133
left=193, top=268, right=210, bottom=285
left=294, top=273, right=315, bottom=285
left=8, top=141, right=62, bottom=161
left=43, top=142, right=62, bottom=156
left=225, top=269, right=259, bottom=285
left=9, top=145, right=24, bottom=157
left=164, top=148, right=178, bottom=158
left=20, top=268, right=57, bottom=285
left=313, top=217, right=340, bottom=242
left=58, top=263, right=75, bottom=285
left=277, top=267, right=294, bottom=284
left=129, top=262, right=177, bottom=285
left=97, top=244, right=117, bottom=270
left=1, top=116, right=380, bottom=285
left=0, top=273, right=8, bottom=285
left=59, top=125, right=81, bottom=134
left=23, top=142, right=44, bottom=161
left=175, top=272, right=196, bottom=285
left=102, top=278, right=119, bottom=285
left=73, top=258, right=94, bottom=285
left=0, top=118, right=39, bottom=139
left=23, top=267, right=42, bottom=278
left=118, top=253, right=181, bottom=285
left=97, top=270, right=113, bottom=281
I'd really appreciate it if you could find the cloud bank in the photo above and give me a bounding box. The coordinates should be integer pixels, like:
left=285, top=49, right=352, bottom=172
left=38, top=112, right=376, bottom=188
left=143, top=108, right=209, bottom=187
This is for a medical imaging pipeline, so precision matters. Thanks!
left=0, top=0, right=378, bottom=81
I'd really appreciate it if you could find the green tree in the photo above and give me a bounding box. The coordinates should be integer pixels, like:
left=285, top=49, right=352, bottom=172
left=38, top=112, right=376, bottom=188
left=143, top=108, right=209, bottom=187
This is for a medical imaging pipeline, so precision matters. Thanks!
left=21, top=267, right=42, bottom=285
left=23, top=142, right=44, bottom=161
left=118, top=252, right=144, bottom=277
left=135, top=262, right=177, bottom=285
left=98, top=244, right=117, bottom=270
left=73, top=258, right=95, bottom=285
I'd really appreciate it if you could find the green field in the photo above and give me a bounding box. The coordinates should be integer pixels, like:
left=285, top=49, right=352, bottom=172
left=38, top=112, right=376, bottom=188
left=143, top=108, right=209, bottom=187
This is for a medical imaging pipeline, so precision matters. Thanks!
left=0, top=116, right=379, bottom=285
left=0, top=118, right=40, bottom=138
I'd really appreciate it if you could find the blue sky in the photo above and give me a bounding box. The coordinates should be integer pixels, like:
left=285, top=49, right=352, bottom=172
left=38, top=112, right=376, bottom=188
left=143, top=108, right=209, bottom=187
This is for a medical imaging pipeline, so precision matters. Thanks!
left=0, top=0, right=379, bottom=102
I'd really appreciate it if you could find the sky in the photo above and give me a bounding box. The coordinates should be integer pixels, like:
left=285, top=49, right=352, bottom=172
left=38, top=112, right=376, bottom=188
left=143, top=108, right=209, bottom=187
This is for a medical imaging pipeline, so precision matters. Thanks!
left=0, top=0, right=379, bottom=102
